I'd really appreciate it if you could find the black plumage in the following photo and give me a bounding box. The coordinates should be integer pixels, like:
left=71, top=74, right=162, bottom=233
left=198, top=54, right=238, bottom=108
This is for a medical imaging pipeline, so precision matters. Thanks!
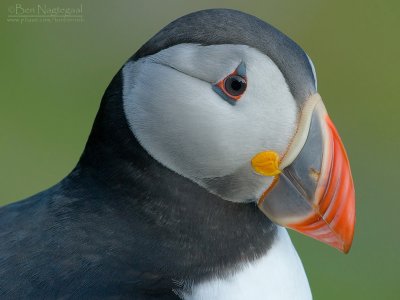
left=0, top=70, right=275, bottom=299
left=133, top=9, right=316, bottom=104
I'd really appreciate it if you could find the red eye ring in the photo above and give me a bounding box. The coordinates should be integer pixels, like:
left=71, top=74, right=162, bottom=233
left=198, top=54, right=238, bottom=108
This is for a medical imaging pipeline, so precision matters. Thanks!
left=213, top=64, right=247, bottom=102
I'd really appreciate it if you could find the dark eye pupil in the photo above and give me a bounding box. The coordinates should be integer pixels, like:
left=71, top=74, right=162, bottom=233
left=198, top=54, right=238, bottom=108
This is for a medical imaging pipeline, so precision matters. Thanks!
left=231, top=79, right=242, bottom=91
left=224, top=75, right=247, bottom=96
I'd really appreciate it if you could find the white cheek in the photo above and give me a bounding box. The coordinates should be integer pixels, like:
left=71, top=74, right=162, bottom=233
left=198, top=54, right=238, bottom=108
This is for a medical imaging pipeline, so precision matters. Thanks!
left=123, top=45, right=298, bottom=187
left=150, top=43, right=245, bottom=83
left=124, top=60, right=248, bottom=178
left=240, top=51, right=298, bottom=153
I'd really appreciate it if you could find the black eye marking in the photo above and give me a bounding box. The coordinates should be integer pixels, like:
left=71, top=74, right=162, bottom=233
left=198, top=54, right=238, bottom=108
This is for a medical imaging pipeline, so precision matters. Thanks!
left=212, top=62, right=247, bottom=104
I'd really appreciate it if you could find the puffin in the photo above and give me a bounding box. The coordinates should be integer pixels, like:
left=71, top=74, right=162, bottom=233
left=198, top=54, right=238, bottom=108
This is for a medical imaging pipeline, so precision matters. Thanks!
left=0, top=9, right=355, bottom=299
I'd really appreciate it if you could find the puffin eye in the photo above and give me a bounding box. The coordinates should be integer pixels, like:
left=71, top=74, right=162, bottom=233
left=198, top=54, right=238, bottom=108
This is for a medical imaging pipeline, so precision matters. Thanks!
left=224, top=75, right=247, bottom=97
left=212, top=62, right=247, bottom=104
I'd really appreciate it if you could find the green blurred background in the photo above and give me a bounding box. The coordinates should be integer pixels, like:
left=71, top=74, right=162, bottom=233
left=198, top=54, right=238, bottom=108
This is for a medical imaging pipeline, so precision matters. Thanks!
left=1, top=0, right=399, bottom=298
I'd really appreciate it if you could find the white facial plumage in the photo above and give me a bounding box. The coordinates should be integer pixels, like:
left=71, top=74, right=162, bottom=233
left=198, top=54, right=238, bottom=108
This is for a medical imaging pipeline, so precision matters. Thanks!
left=122, top=44, right=298, bottom=202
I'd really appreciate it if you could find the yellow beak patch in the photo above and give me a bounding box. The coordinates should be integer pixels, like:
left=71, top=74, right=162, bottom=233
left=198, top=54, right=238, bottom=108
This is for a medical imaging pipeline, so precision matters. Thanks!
left=251, top=151, right=282, bottom=176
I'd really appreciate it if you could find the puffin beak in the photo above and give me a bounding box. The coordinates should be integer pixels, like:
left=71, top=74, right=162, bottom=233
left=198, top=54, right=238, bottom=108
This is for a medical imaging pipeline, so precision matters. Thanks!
left=252, top=93, right=355, bottom=253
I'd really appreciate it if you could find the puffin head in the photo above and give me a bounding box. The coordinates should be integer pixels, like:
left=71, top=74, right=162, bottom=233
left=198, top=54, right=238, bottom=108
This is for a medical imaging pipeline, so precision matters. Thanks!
left=120, top=9, right=355, bottom=253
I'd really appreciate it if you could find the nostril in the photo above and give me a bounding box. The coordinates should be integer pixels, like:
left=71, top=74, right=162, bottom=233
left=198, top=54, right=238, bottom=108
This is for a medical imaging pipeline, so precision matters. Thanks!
left=309, top=168, right=320, bottom=181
